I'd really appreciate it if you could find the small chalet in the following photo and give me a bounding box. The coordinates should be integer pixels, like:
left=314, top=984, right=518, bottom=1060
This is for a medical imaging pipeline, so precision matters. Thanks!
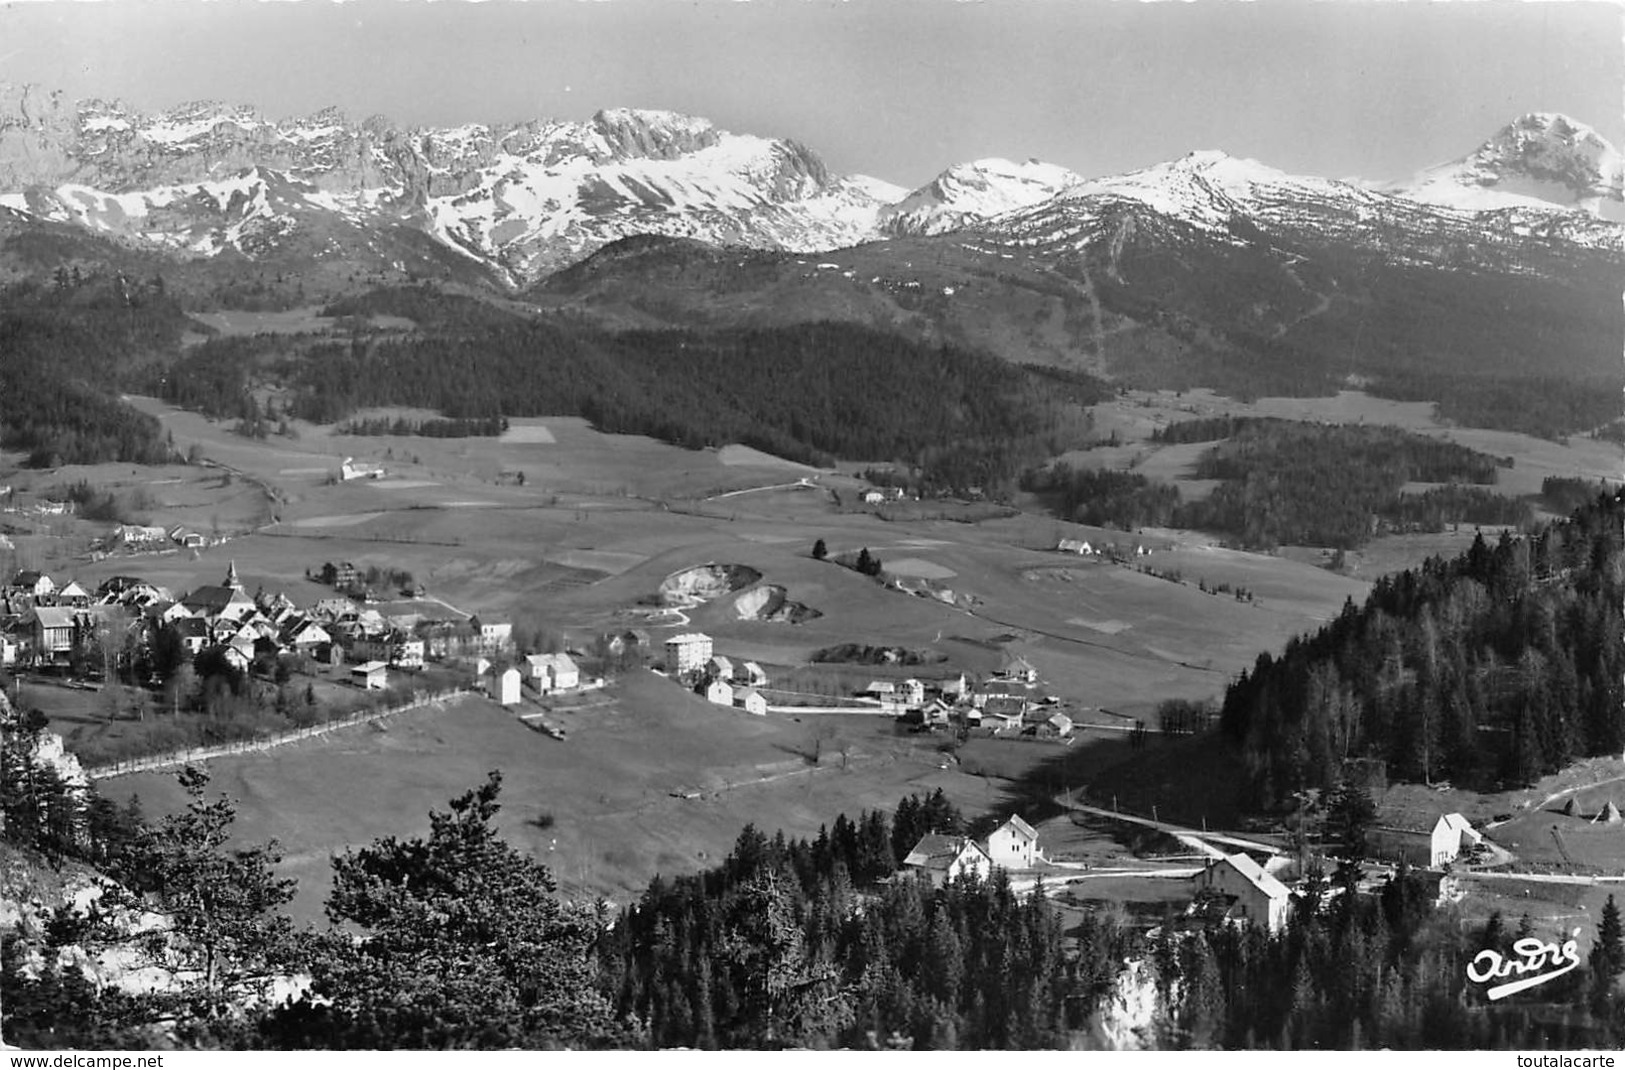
left=985, top=815, right=1041, bottom=869
left=903, top=835, right=993, bottom=888
left=30, top=606, right=77, bottom=661
left=351, top=661, right=389, bottom=691
left=705, top=655, right=735, bottom=682
left=54, top=580, right=91, bottom=607
left=704, top=678, right=735, bottom=707
left=736, top=660, right=769, bottom=688
left=1430, top=813, right=1483, bottom=867
left=735, top=688, right=768, bottom=716
left=1192, top=854, right=1292, bottom=934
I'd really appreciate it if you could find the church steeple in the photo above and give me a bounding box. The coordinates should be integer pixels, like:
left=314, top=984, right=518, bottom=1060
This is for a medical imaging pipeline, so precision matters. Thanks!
left=226, top=560, right=241, bottom=590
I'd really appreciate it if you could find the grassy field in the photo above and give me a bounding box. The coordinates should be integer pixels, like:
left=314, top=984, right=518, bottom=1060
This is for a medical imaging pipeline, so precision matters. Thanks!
left=109, top=675, right=991, bottom=922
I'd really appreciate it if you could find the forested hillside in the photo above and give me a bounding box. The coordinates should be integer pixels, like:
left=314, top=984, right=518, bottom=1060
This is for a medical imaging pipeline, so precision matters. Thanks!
left=154, top=300, right=1106, bottom=495
left=1219, top=490, right=1625, bottom=807
left=0, top=275, right=186, bottom=466
left=598, top=791, right=1127, bottom=1049
left=1026, top=418, right=1529, bottom=547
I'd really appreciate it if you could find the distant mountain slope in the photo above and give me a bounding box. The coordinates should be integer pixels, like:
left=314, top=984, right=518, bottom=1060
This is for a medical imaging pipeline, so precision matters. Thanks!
left=0, top=86, right=906, bottom=285
left=878, top=158, right=1081, bottom=235
left=2, top=84, right=1619, bottom=292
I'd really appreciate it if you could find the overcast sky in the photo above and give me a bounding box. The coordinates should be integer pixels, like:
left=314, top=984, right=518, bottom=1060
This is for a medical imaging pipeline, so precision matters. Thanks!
left=1, top=0, right=1619, bottom=188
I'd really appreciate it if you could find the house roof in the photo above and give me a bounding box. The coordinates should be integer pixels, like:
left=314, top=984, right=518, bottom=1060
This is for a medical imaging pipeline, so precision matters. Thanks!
left=1213, top=853, right=1291, bottom=901
left=735, top=688, right=763, bottom=703
left=998, top=815, right=1039, bottom=842
left=31, top=606, right=76, bottom=629
left=351, top=660, right=388, bottom=674
left=867, top=680, right=896, bottom=694
left=528, top=652, right=577, bottom=671
left=666, top=632, right=712, bottom=645
left=904, top=834, right=981, bottom=870
left=182, top=585, right=254, bottom=615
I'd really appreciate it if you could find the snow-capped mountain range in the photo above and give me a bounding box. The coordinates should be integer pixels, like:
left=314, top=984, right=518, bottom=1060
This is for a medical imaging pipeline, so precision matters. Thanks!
left=0, top=82, right=1619, bottom=286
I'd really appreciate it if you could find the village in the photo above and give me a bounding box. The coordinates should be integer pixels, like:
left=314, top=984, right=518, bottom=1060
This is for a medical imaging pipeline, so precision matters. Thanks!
left=2, top=553, right=1545, bottom=947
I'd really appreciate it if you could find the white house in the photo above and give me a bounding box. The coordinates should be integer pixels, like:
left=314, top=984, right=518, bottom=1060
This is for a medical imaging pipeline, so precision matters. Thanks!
left=705, top=654, right=735, bottom=682
left=472, top=615, right=514, bottom=652
left=1057, top=538, right=1093, bottom=555
left=350, top=661, right=388, bottom=691
left=340, top=457, right=386, bottom=481
left=899, top=678, right=926, bottom=708
left=526, top=652, right=580, bottom=692
left=737, top=660, right=768, bottom=688
left=985, top=815, right=1041, bottom=869
left=735, top=688, right=768, bottom=716
left=497, top=667, right=523, bottom=706
left=903, top=835, right=994, bottom=888
left=1193, top=854, right=1292, bottom=934
left=1430, top=813, right=1483, bottom=867
left=705, top=678, right=735, bottom=707
left=665, top=633, right=714, bottom=675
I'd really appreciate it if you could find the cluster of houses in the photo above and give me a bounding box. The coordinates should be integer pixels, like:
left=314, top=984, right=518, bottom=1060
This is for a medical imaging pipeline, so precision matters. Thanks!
left=1056, top=538, right=1153, bottom=558
left=1, top=565, right=523, bottom=692
left=663, top=632, right=771, bottom=716
left=875, top=656, right=1075, bottom=740
left=108, top=523, right=213, bottom=551
left=900, top=813, right=1044, bottom=887
left=487, top=651, right=585, bottom=707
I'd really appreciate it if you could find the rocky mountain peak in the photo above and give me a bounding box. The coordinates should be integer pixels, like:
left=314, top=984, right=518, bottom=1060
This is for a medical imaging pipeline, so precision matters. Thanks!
left=590, top=107, right=721, bottom=160
left=1394, top=111, right=1624, bottom=215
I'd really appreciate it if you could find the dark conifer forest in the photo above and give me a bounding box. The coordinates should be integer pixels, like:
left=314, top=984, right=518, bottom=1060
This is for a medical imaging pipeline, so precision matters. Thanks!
left=1220, top=490, right=1625, bottom=808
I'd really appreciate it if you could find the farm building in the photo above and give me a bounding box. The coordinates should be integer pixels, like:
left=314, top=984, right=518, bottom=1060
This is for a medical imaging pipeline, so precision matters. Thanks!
left=350, top=661, right=388, bottom=691
left=705, top=655, right=735, bottom=681
left=665, top=633, right=714, bottom=675
left=1057, top=538, right=1094, bottom=555
left=497, top=667, right=523, bottom=706
left=1192, top=854, right=1292, bottom=934
left=736, top=660, right=768, bottom=687
left=704, top=678, right=735, bottom=707
left=985, top=815, right=1041, bottom=869
left=340, top=458, right=386, bottom=481
left=902, top=835, right=993, bottom=888
left=998, top=655, right=1039, bottom=684
left=735, top=688, right=768, bottom=716
left=526, top=652, right=580, bottom=692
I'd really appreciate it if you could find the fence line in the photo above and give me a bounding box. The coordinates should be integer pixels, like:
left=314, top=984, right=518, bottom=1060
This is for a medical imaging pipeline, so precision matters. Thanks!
left=85, top=687, right=470, bottom=780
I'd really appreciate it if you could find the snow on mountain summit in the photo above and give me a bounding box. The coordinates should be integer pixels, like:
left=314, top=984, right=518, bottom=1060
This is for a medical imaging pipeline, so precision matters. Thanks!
left=879, top=158, right=1082, bottom=235
left=1393, top=112, right=1624, bottom=216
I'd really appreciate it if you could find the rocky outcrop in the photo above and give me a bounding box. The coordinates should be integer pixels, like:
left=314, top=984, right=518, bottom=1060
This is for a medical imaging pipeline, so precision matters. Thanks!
left=733, top=584, right=821, bottom=623
left=658, top=563, right=764, bottom=607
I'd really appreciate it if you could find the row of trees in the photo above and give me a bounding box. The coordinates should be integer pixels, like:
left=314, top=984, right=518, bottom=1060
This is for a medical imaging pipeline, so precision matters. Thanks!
left=1219, top=491, right=1625, bottom=806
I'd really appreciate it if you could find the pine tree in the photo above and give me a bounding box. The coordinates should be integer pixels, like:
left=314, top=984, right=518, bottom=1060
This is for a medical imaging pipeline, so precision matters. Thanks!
left=269, top=771, right=620, bottom=1049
